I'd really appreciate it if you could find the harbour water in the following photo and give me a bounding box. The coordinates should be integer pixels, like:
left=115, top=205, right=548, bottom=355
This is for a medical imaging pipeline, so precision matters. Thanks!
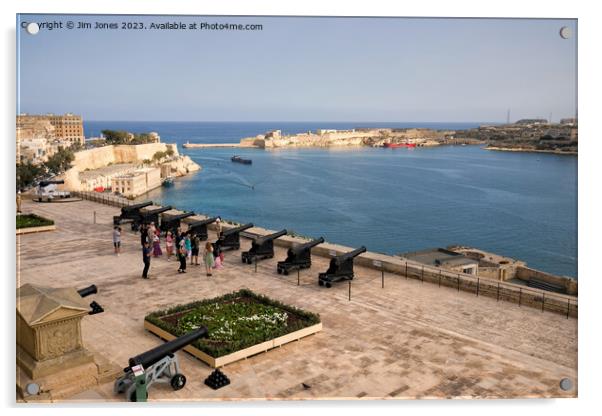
left=85, top=121, right=578, bottom=278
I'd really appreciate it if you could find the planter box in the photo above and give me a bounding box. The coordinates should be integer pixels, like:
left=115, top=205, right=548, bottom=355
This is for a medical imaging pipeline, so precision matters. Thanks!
left=144, top=319, right=322, bottom=368
left=144, top=289, right=322, bottom=368
left=16, top=225, right=56, bottom=235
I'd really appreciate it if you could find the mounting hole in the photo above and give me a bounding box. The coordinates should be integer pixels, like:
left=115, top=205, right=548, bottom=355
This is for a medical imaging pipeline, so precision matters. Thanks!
left=559, top=378, right=573, bottom=391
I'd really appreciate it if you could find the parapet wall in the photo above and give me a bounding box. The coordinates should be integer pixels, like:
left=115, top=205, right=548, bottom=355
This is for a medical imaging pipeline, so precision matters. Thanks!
left=81, top=197, right=578, bottom=319
left=516, top=266, right=577, bottom=295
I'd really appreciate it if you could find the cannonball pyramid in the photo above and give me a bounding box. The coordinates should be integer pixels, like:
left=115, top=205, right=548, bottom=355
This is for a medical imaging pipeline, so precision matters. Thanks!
left=204, top=369, right=230, bottom=390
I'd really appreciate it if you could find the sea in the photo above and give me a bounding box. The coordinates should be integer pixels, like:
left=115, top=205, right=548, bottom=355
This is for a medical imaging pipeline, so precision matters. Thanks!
left=85, top=121, right=578, bottom=279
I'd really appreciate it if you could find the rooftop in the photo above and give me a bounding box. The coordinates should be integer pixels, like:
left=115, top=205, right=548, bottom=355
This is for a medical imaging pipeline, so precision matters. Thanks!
left=17, top=200, right=577, bottom=401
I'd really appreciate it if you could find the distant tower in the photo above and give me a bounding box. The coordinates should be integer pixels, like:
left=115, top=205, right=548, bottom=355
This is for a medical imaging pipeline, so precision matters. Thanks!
left=506, top=109, right=511, bottom=124
left=549, top=112, right=553, bottom=124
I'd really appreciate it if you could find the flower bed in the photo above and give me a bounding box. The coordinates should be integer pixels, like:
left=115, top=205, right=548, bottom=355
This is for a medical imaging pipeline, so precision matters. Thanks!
left=16, top=214, right=54, bottom=229
left=144, top=289, right=321, bottom=367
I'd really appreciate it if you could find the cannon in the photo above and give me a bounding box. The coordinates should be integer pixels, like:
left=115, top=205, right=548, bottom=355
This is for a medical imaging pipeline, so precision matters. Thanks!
left=277, top=237, right=324, bottom=275
left=77, top=284, right=104, bottom=315
left=160, top=211, right=195, bottom=235
left=36, top=180, right=69, bottom=202
left=113, top=201, right=153, bottom=226
left=187, top=217, right=218, bottom=241
left=114, top=327, right=208, bottom=402
left=318, top=246, right=367, bottom=288
left=213, top=223, right=253, bottom=253
left=133, top=206, right=172, bottom=231
left=241, top=229, right=287, bottom=264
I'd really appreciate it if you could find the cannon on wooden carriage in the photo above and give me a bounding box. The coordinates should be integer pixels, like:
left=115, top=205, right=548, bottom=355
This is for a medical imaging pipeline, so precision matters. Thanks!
left=114, top=327, right=208, bottom=402
left=112, top=201, right=153, bottom=227
left=213, top=223, right=253, bottom=254
left=186, top=217, right=218, bottom=241
left=160, top=211, right=195, bottom=235
left=318, top=246, right=367, bottom=288
left=77, top=284, right=104, bottom=315
left=133, top=206, right=172, bottom=231
left=277, top=237, right=324, bottom=275
left=241, top=229, right=287, bottom=264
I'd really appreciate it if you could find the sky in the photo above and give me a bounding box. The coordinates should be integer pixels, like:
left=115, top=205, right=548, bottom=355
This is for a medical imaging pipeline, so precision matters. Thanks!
left=17, top=15, right=577, bottom=122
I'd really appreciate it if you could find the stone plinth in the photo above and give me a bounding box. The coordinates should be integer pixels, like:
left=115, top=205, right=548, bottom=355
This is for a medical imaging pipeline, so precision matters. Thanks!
left=16, top=283, right=120, bottom=401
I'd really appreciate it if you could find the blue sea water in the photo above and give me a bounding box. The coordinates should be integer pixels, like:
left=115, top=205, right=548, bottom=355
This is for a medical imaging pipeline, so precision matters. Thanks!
left=85, top=121, right=578, bottom=278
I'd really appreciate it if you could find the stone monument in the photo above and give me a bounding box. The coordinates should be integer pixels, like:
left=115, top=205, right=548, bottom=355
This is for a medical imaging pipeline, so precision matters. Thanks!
left=16, top=283, right=119, bottom=401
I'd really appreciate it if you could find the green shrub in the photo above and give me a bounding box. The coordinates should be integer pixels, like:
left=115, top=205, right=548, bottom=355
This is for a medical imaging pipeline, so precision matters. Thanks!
left=16, top=214, right=54, bottom=229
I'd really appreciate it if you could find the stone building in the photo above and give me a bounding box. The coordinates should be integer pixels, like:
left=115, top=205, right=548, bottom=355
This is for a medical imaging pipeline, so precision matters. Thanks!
left=17, top=113, right=85, bottom=146
left=111, top=167, right=162, bottom=198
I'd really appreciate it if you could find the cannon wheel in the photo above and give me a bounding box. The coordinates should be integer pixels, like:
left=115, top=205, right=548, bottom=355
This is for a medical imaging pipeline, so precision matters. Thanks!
left=170, top=373, right=187, bottom=390
left=283, top=270, right=289, bottom=276
left=277, top=268, right=282, bottom=274
left=318, top=280, right=324, bottom=286
left=325, top=282, right=332, bottom=288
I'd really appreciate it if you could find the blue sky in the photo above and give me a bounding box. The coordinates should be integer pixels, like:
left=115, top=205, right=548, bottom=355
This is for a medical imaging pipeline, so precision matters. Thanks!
left=17, top=15, right=577, bottom=122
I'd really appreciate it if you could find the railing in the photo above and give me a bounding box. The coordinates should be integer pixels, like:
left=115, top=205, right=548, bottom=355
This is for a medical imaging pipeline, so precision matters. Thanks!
left=72, top=191, right=133, bottom=208
left=386, top=259, right=577, bottom=319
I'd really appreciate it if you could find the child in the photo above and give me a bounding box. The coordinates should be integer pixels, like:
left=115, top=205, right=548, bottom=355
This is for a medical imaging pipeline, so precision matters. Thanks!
left=204, top=242, right=214, bottom=277
left=113, top=226, right=121, bottom=255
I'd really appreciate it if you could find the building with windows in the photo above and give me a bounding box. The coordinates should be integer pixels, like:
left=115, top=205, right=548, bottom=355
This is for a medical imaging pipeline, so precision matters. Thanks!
left=111, top=167, right=162, bottom=198
left=17, top=113, right=85, bottom=146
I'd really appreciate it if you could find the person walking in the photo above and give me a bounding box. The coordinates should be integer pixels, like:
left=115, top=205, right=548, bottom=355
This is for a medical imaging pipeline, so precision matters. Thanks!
left=140, top=223, right=148, bottom=247
left=113, top=226, right=121, bottom=255
left=184, top=233, right=192, bottom=262
left=177, top=239, right=187, bottom=273
left=191, top=234, right=200, bottom=265
left=204, top=242, right=215, bottom=277
left=148, top=221, right=157, bottom=243
left=152, top=233, right=163, bottom=257
left=142, top=241, right=152, bottom=279
left=215, top=217, right=222, bottom=238
left=165, top=231, right=174, bottom=261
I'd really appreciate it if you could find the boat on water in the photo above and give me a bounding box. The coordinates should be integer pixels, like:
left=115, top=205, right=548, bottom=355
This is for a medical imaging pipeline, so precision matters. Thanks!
left=383, top=142, right=417, bottom=148
left=231, top=155, right=252, bottom=165
left=162, top=177, right=175, bottom=187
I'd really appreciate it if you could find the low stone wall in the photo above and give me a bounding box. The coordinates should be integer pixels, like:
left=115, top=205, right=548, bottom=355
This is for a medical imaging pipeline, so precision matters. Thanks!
left=516, top=266, right=578, bottom=295
left=85, top=201, right=578, bottom=318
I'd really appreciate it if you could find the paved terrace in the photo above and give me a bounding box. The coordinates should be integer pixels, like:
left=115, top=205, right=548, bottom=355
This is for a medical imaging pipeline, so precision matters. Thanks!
left=17, top=199, right=577, bottom=401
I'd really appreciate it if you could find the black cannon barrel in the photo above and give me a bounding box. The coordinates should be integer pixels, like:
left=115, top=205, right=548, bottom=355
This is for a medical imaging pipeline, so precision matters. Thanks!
left=291, top=237, right=325, bottom=255
left=255, top=229, right=287, bottom=244
left=164, top=211, right=195, bottom=221
left=222, top=223, right=254, bottom=236
left=122, top=201, right=153, bottom=213
left=188, top=217, right=218, bottom=228
left=337, top=246, right=367, bottom=262
left=127, top=327, right=208, bottom=371
left=144, top=206, right=173, bottom=216
left=39, top=180, right=65, bottom=187
left=77, top=284, right=98, bottom=298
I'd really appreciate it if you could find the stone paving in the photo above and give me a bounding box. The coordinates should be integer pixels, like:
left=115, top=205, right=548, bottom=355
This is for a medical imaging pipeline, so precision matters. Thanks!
left=16, top=199, right=578, bottom=401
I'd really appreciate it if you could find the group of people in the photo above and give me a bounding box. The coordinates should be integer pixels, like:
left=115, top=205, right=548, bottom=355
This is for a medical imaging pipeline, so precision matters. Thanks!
left=121, top=218, right=224, bottom=279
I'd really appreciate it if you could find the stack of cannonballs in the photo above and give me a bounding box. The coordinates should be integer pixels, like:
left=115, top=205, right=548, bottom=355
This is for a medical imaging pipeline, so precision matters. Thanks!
left=204, top=369, right=230, bottom=390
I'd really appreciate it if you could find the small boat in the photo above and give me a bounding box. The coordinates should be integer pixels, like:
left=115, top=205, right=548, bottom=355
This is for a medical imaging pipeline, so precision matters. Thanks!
left=231, top=155, right=252, bottom=165
left=383, top=142, right=417, bottom=148
left=162, top=177, right=175, bottom=187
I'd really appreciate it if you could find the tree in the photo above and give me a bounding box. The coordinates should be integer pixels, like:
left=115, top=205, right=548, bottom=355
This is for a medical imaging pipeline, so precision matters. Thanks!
left=44, top=147, right=75, bottom=175
left=101, top=129, right=130, bottom=144
left=16, top=162, right=43, bottom=191
left=165, top=147, right=174, bottom=157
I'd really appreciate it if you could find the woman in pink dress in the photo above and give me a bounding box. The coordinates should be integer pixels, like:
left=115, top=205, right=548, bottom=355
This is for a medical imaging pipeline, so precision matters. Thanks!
left=165, top=231, right=174, bottom=260
left=152, top=233, right=162, bottom=257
